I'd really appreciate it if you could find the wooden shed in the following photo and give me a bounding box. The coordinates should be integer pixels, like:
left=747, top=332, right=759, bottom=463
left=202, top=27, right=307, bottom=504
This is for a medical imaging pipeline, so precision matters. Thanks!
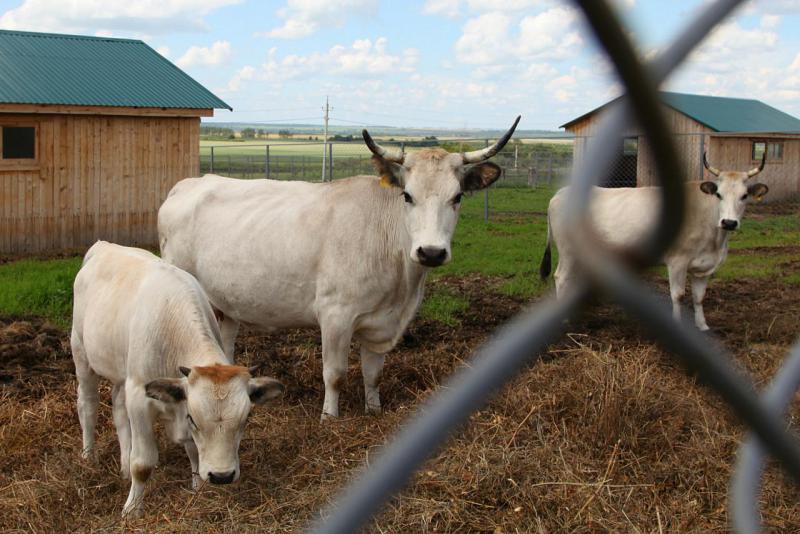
left=0, top=29, right=230, bottom=255
left=561, top=92, right=800, bottom=201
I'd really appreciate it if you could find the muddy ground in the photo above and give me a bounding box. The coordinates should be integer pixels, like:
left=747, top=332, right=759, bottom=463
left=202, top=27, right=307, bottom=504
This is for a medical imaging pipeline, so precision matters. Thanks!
left=2, top=266, right=800, bottom=532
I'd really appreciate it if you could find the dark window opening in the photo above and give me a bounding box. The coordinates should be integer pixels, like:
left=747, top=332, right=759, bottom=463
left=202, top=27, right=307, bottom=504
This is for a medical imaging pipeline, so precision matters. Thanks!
left=2, top=126, right=36, bottom=159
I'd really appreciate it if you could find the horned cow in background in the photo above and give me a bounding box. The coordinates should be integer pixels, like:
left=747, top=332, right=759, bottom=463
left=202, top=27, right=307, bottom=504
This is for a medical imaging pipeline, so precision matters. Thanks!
left=540, top=152, right=768, bottom=330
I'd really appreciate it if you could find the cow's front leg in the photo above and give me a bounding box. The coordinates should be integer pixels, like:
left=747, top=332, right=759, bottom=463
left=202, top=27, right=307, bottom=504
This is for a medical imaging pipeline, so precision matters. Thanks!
left=360, top=346, right=385, bottom=415
left=320, top=318, right=353, bottom=420
left=691, top=275, right=711, bottom=331
left=184, top=440, right=201, bottom=490
left=667, top=263, right=688, bottom=322
left=123, top=383, right=158, bottom=518
left=111, top=383, right=132, bottom=480
left=218, top=315, right=240, bottom=359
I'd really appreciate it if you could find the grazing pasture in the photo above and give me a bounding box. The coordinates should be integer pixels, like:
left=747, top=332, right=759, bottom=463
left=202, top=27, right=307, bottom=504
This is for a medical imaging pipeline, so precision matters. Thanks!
left=1, top=188, right=800, bottom=531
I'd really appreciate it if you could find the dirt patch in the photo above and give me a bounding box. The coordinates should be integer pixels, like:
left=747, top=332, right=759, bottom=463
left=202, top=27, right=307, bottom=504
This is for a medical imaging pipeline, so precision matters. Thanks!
left=749, top=198, right=800, bottom=217
left=1, top=274, right=800, bottom=531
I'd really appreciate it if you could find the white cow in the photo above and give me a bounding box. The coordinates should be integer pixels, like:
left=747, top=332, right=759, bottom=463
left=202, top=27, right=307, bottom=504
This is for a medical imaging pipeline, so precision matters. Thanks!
left=540, top=153, right=768, bottom=330
left=71, top=241, right=284, bottom=516
left=158, top=117, right=520, bottom=419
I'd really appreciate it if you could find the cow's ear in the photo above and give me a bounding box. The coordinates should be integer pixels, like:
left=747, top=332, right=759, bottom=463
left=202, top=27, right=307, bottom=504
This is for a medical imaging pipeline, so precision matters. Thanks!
left=463, top=162, right=502, bottom=191
left=249, top=377, right=285, bottom=405
left=700, top=181, right=718, bottom=195
left=371, top=155, right=405, bottom=188
left=145, top=378, right=186, bottom=403
left=747, top=183, right=769, bottom=200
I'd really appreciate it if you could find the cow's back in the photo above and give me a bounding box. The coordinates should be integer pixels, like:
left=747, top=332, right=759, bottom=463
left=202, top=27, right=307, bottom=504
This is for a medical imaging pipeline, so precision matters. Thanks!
left=158, top=174, right=410, bottom=331
left=73, top=241, right=222, bottom=383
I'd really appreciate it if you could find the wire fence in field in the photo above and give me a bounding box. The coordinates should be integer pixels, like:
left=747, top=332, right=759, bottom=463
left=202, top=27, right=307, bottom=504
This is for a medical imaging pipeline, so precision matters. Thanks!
left=296, top=1, right=800, bottom=533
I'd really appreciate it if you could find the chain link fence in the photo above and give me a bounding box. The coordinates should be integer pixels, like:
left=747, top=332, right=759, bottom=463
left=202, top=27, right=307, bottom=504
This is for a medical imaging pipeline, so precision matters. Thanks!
left=295, top=1, right=800, bottom=533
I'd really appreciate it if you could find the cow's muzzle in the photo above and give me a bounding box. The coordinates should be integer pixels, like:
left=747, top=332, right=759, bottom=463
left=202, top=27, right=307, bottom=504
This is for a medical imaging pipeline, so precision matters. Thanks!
left=720, top=219, right=738, bottom=231
left=416, top=246, right=448, bottom=267
left=208, top=470, right=236, bottom=485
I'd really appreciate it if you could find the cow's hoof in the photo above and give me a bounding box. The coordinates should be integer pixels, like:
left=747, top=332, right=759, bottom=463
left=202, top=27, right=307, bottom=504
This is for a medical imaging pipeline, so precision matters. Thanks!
left=365, top=404, right=382, bottom=416
left=191, top=475, right=201, bottom=491
left=121, top=506, right=143, bottom=520
left=320, top=412, right=338, bottom=422
left=81, top=449, right=96, bottom=462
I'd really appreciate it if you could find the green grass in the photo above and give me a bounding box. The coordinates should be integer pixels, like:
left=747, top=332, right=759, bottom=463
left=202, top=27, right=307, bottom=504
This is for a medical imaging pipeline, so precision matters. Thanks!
left=0, top=257, right=82, bottom=328
left=1, top=186, right=796, bottom=328
left=419, top=289, right=470, bottom=327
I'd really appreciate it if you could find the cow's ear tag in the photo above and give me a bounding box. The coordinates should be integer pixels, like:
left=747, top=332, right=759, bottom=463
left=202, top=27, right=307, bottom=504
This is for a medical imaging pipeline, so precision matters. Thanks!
left=379, top=175, right=393, bottom=188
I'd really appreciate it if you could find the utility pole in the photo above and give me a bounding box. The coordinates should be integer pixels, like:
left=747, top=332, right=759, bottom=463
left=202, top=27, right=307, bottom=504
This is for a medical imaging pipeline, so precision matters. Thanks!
left=321, top=96, right=332, bottom=182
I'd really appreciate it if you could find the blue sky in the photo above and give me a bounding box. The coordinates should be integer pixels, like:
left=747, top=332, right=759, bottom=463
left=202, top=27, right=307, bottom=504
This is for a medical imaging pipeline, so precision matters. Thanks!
left=1, top=0, right=799, bottom=131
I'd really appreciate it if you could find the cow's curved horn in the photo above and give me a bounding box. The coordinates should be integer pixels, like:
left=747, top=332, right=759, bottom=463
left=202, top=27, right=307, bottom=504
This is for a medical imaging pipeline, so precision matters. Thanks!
left=703, top=152, right=720, bottom=177
left=747, top=151, right=767, bottom=178
left=462, top=115, right=521, bottom=163
left=362, top=129, right=405, bottom=163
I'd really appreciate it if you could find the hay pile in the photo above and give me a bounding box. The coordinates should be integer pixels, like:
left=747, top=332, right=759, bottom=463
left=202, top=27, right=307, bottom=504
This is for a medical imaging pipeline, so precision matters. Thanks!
left=1, top=273, right=799, bottom=531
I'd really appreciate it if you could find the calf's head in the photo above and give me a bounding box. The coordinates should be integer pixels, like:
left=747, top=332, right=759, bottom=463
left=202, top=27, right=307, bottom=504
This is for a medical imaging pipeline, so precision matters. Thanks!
left=145, top=364, right=284, bottom=484
left=363, top=116, right=520, bottom=267
left=701, top=152, right=769, bottom=231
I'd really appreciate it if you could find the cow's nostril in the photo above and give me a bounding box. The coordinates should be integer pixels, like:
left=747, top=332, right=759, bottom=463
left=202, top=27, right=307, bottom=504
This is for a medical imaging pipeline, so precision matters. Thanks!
left=417, top=247, right=447, bottom=266
left=208, top=470, right=236, bottom=485
left=721, top=219, right=738, bottom=230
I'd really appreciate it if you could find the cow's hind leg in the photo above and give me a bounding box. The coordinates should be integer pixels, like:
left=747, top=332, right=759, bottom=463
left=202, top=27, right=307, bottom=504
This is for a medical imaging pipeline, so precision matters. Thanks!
left=112, top=383, right=132, bottom=480
left=691, top=274, right=711, bottom=331
left=667, top=262, right=688, bottom=322
left=360, top=346, right=385, bottom=415
left=71, top=330, right=99, bottom=460
left=319, top=316, right=353, bottom=420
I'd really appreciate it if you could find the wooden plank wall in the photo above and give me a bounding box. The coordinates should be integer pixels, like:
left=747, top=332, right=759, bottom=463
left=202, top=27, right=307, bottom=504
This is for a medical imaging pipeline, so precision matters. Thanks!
left=0, top=114, right=199, bottom=255
left=566, top=106, right=800, bottom=198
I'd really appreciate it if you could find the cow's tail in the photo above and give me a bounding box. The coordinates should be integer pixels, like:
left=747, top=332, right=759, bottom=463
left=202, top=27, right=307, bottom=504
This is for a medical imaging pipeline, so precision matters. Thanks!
left=539, top=212, right=552, bottom=280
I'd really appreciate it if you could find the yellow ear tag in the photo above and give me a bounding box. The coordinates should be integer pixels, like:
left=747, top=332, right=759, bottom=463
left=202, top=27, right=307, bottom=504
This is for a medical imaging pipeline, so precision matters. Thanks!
left=379, top=175, right=393, bottom=188
left=756, top=196, right=763, bottom=203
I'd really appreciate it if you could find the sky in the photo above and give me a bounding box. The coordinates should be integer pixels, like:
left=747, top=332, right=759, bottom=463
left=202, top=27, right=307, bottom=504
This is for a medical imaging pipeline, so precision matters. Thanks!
left=1, top=0, right=799, bottom=131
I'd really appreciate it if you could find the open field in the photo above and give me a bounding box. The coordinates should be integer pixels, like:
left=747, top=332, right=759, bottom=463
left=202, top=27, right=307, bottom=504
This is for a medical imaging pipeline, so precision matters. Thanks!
left=1, top=189, right=800, bottom=531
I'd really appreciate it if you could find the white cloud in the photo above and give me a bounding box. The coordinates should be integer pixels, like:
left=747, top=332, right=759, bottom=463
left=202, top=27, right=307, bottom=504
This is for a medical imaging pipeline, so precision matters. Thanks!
left=760, top=14, right=781, bottom=28
left=455, top=7, right=582, bottom=65
left=421, top=0, right=545, bottom=17
left=155, top=46, right=171, bottom=59
left=176, top=41, right=232, bottom=69
left=262, top=0, right=377, bottom=39
left=422, top=0, right=462, bottom=18
left=0, top=0, right=241, bottom=35
left=231, top=38, right=418, bottom=89
left=790, top=53, right=800, bottom=71
left=227, top=65, right=255, bottom=91
left=687, top=22, right=778, bottom=75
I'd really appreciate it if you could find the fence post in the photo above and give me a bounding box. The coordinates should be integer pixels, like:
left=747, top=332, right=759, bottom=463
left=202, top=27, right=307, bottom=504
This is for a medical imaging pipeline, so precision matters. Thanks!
left=210, top=146, right=215, bottom=173
left=265, top=145, right=270, bottom=179
left=484, top=139, right=490, bottom=222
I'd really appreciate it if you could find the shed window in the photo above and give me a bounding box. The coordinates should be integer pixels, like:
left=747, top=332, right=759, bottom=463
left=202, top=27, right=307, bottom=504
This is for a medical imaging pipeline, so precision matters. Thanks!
left=1, top=126, right=36, bottom=159
left=752, top=140, right=783, bottom=161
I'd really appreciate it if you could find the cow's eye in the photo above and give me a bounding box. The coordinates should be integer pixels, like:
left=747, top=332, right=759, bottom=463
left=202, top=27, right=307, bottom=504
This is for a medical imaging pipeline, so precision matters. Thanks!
left=187, top=414, right=197, bottom=430
left=402, top=191, right=413, bottom=204
left=741, top=193, right=748, bottom=200
left=452, top=193, right=463, bottom=205
left=715, top=192, right=722, bottom=200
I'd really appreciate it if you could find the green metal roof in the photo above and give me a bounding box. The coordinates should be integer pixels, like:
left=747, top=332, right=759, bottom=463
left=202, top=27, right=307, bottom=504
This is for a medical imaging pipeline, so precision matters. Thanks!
left=561, top=91, right=800, bottom=133
left=0, top=29, right=231, bottom=111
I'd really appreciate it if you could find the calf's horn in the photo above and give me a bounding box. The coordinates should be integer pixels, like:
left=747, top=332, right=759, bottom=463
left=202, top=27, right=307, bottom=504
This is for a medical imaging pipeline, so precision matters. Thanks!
left=462, top=115, right=521, bottom=163
left=703, top=152, right=720, bottom=177
left=362, top=129, right=405, bottom=163
left=746, top=151, right=767, bottom=178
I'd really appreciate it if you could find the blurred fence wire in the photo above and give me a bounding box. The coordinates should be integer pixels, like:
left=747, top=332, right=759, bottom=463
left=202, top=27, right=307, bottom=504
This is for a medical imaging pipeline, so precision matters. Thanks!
left=306, top=1, right=800, bottom=533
